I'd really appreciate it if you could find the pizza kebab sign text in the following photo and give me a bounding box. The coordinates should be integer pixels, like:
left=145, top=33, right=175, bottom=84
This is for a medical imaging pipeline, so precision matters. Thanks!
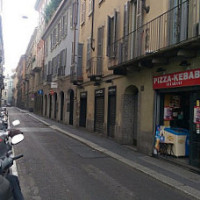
left=153, top=68, right=200, bottom=89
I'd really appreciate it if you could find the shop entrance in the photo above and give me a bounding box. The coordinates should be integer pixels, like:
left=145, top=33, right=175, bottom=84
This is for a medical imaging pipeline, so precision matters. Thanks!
left=156, top=88, right=200, bottom=168
left=190, top=91, right=200, bottom=168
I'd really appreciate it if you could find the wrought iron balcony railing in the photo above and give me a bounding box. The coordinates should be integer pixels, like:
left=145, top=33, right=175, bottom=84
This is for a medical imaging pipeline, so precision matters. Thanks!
left=87, top=57, right=103, bottom=80
left=108, top=0, right=199, bottom=69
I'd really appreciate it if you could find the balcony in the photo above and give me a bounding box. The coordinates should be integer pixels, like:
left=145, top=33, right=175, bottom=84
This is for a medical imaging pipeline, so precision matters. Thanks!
left=87, top=57, right=103, bottom=81
left=32, top=65, right=42, bottom=72
left=108, top=1, right=200, bottom=72
left=70, top=64, right=83, bottom=85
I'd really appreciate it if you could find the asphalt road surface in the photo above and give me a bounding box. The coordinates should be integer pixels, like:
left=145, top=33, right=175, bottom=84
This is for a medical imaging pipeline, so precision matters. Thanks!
left=8, top=107, right=194, bottom=200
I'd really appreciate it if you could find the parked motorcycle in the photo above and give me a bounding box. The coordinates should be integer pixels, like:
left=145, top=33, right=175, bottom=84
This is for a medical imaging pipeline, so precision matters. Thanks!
left=0, top=120, right=24, bottom=200
left=0, top=107, right=9, bottom=130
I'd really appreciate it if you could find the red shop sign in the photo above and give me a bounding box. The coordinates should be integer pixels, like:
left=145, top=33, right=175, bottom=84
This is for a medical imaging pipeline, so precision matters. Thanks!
left=153, top=68, right=200, bottom=89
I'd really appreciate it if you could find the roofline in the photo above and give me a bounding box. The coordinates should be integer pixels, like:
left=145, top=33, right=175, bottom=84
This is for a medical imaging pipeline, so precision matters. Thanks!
left=42, top=0, right=66, bottom=39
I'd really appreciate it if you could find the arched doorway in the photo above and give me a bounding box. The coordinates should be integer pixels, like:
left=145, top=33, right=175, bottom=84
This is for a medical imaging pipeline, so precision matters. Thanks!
left=60, top=91, right=64, bottom=121
left=54, top=93, right=57, bottom=120
left=122, top=85, right=138, bottom=146
left=69, top=89, right=74, bottom=125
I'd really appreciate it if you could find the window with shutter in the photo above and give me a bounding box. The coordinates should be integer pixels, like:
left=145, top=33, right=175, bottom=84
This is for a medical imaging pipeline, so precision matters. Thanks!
left=97, top=26, right=104, bottom=75
left=45, top=39, right=48, bottom=57
left=99, top=0, right=104, bottom=4
left=81, top=1, right=86, bottom=25
left=65, top=13, right=68, bottom=36
left=53, top=28, right=57, bottom=48
left=124, top=2, right=129, bottom=37
left=77, top=43, right=83, bottom=78
left=89, top=0, right=93, bottom=16
left=87, top=38, right=91, bottom=69
left=107, top=11, right=118, bottom=58
left=48, top=61, right=51, bottom=75
left=72, top=1, right=78, bottom=27
left=136, top=0, right=143, bottom=57
left=57, top=22, right=61, bottom=43
left=129, top=1, right=137, bottom=59
left=62, top=15, right=65, bottom=37
left=71, top=42, right=75, bottom=65
left=70, top=6, right=73, bottom=29
left=107, top=16, right=111, bottom=57
left=50, top=33, right=53, bottom=50
left=169, top=0, right=179, bottom=45
left=44, top=64, right=47, bottom=79
left=57, top=53, right=61, bottom=71
left=61, top=49, right=67, bottom=68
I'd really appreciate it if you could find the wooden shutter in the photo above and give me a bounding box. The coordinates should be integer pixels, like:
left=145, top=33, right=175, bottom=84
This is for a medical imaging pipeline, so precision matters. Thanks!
left=169, top=0, right=178, bottom=44
left=113, top=11, right=118, bottom=57
left=97, top=26, right=104, bottom=75
left=124, top=2, right=130, bottom=37
left=81, top=1, right=86, bottom=24
left=136, top=0, right=143, bottom=56
left=107, top=16, right=112, bottom=57
left=77, top=43, right=83, bottom=78
left=87, top=38, right=91, bottom=69
left=180, top=0, right=188, bottom=41
left=63, top=49, right=67, bottom=68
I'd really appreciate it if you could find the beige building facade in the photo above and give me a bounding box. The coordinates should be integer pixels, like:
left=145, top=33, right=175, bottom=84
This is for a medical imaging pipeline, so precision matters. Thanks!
left=77, top=0, right=200, bottom=169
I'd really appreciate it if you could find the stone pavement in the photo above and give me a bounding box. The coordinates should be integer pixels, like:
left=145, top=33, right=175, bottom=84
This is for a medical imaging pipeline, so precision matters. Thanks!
left=17, top=108, right=200, bottom=199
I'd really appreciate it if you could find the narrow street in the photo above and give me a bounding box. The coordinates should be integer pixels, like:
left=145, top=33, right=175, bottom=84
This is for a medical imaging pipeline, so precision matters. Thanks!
left=8, top=107, right=194, bottom=200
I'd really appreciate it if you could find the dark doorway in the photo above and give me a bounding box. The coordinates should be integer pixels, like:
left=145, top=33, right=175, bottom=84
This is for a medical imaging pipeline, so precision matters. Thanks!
left=79, top=92, right=87, bottom=127
left=60, top=92, right=64, bottom=121
left=45, top=95, right=47, bottom=116
left=122, top=85, right=138, bottom=145
left=49, top=95, right=52, bottom=118
left=54, top=93, right=57, bottom=120
left=69, top=90, right=74, bottom=125
left=94, top=89, right=104, bottom=133
left=107, top=86, right=116, bottom=138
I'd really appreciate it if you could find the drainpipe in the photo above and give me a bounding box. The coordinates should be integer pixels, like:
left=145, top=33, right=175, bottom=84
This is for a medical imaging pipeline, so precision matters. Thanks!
left=91, top=0, right=95, bottom=51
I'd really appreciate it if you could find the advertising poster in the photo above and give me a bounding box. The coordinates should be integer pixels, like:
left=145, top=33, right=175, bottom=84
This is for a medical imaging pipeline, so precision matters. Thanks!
left=194, top=106, right=200, bottom=124
left=164, top=106, right=173, bottom=121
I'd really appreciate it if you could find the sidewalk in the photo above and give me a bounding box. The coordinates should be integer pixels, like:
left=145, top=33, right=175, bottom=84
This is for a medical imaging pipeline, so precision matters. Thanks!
left=18, top=108, right=200, bottom=199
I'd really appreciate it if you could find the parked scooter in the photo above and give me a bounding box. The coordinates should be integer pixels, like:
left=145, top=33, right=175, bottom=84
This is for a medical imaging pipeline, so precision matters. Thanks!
left=0, top=120, right=24, bottom=200
left=0, top=107, right=9, bottom=130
